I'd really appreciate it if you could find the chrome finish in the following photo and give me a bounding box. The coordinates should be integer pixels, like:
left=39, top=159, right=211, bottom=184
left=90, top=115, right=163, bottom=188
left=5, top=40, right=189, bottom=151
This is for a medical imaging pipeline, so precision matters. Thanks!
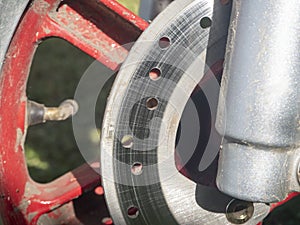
left=218, top=143, right=300, bottom=202
left=101, top=0, right=269, bottom=224
left=216, top=0, right=300, bottom=202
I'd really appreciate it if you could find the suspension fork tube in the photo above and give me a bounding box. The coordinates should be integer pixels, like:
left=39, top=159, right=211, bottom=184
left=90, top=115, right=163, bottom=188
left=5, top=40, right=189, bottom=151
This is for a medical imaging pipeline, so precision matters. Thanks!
left=216, top=0, right=300, bottom=202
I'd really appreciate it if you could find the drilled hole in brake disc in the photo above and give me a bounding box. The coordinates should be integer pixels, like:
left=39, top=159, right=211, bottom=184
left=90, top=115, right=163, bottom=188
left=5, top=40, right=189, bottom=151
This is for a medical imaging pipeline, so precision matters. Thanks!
left=131, top=162, right=143, bottom=175
left=121, top=135, right=134, bottom=148
left=158, top=36, right=171, bottom=49
left=149, top=68, right=161, bottom=81
left=146, top=97, right=159, bottom=110
left=127, top=206, right=139, bottom=219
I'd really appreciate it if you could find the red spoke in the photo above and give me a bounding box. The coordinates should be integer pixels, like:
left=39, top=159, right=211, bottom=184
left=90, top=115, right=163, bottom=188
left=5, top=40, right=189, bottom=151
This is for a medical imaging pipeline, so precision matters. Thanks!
left=37, top=0, right=148, bottom=70
left=24, top=164, right=100, bottom=224
left=0, top=0, right=147, bottom=224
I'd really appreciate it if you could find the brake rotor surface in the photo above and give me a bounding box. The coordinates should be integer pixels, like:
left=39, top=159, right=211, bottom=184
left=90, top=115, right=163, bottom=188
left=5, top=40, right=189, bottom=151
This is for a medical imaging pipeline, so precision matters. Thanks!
left=101, top=0, right=270, bottom=224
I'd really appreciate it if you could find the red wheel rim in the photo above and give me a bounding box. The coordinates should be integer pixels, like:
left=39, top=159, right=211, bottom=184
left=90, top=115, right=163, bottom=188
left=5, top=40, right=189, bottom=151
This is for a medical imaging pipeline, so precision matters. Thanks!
left=0, top=0, right=298, bottom=224
left=0, top=0, right=147, bottom=224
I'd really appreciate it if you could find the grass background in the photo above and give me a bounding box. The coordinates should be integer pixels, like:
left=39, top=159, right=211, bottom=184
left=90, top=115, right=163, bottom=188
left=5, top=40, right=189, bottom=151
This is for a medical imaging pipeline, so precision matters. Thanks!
left=24, top=0, right=300, bottom=224
left=26, top=0, right=139, bottom=183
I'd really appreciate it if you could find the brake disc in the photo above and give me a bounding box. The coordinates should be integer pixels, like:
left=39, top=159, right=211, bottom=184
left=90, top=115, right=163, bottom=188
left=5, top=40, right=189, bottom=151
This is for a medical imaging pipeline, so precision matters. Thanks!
left=101, top=0, right=270, bottom=224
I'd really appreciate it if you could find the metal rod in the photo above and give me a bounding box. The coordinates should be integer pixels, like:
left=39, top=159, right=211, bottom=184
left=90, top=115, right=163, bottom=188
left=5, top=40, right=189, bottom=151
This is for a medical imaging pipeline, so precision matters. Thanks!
left=216, top=0, right=300, bottom=202
left=27, top=100, right=78, bottom=126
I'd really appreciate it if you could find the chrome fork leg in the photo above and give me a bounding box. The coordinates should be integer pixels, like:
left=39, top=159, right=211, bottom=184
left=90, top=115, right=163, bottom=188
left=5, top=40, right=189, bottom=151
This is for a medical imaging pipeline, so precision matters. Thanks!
left=216, top=0, right=300, bottom=202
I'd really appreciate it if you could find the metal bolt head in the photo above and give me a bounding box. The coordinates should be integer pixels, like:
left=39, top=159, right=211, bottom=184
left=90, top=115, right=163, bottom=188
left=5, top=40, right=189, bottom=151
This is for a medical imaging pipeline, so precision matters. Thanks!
left=226, top=199, right=254, bottom=224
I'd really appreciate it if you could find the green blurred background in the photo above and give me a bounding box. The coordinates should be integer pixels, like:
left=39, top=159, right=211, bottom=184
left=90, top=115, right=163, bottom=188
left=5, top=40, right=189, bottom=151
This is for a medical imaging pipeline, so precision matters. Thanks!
left=24, top=0, right=300, bottom=224
left=26, top=0, right=139, bottom=183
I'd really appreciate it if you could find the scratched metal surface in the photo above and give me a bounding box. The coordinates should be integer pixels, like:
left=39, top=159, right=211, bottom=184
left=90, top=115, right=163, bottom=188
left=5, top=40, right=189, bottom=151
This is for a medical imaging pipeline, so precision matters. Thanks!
left=101, top=0, right=269, bottom=224
left=0, top=0, right=30, bottom=72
